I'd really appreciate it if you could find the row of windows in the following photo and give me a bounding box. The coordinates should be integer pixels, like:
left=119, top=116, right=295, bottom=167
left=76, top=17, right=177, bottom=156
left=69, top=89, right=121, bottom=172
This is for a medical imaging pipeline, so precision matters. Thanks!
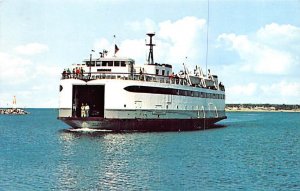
left=124, top=86, right=225, bottom=99
left=86, top=61, right=127, bottom=67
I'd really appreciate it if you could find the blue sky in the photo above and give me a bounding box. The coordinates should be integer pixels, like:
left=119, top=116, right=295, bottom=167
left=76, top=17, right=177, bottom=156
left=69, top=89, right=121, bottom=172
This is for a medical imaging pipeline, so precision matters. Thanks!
left=0, top=0, right=300, bottom=108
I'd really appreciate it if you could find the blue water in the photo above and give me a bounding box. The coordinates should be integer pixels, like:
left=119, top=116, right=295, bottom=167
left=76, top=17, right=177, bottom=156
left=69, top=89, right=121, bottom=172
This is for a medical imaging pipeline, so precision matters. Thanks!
left=0, top=109, right=299, bottom=190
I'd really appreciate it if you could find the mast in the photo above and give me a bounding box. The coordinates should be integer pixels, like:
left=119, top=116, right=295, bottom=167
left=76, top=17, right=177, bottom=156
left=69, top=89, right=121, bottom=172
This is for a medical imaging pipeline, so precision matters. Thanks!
left=146, top=33, right=155, bottom=65
left=205, top=0, right=210, bottom=76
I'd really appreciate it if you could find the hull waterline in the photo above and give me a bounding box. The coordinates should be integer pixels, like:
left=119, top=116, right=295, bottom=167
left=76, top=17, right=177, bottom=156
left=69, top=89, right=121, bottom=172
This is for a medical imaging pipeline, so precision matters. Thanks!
left=58, top=116, right=227, bottom=131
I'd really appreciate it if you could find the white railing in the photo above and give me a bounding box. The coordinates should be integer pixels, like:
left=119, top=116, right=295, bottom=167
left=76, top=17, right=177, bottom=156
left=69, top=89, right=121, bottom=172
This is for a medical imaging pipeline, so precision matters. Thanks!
left=61, top=72, right=189, bottom=86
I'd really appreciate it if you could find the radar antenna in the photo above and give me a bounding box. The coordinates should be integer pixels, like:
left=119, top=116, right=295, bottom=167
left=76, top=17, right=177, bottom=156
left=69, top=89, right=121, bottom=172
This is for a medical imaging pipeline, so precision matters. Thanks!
left=146, top=33, right=155, bottom=65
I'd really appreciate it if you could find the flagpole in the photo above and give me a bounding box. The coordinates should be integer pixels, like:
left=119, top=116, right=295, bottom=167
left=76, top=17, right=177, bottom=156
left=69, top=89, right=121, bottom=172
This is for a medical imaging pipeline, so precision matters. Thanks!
left=89, top=53, right=92, bottom=79
left=113, top=35, right=116, bottom=57
left=89, top=49, right=95, bottom=79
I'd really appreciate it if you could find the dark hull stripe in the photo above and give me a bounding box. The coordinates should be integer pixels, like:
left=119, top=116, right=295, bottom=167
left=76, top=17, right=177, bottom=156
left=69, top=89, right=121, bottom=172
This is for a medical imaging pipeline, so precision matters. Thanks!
left=124, top=85, right=225, bottom=99
left=58, top=116, right=227, bottom=131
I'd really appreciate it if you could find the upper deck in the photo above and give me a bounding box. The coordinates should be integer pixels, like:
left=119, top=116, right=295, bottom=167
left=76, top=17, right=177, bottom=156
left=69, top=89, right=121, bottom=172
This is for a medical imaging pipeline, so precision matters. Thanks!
left=61, top=33, right=225, bottom=92
left=61, top=60, right=225, bottom=92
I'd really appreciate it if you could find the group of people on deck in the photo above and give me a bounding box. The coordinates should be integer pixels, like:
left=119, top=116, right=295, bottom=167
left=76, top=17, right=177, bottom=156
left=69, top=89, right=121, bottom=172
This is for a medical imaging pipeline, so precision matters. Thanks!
left=62, top=67, right=85, bottom=79
left=80, top=103, right=90, bottom=118
left=169, top=72, right=178, bottom=79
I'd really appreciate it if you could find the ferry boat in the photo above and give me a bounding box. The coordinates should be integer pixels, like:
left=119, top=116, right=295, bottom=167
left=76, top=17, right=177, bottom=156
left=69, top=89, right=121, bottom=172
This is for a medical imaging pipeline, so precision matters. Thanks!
left=58, top=33, right=226, bottom=131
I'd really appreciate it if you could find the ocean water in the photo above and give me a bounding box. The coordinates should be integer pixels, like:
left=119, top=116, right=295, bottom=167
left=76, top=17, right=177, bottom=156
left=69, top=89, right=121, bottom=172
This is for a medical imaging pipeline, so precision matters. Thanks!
left=0, top=109, right=299, bottom=190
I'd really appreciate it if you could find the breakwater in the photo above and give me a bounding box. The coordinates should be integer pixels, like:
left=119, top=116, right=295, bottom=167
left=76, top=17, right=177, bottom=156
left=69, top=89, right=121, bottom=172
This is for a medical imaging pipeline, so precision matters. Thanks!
left=0, top=108, right=29, bottom=115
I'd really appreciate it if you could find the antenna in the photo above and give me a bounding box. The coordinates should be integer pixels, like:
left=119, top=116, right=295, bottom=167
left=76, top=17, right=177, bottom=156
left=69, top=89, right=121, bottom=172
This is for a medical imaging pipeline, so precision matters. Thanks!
left=146, top=33, right=155, bottom=65
left=205, top=0, right=210, bottom=76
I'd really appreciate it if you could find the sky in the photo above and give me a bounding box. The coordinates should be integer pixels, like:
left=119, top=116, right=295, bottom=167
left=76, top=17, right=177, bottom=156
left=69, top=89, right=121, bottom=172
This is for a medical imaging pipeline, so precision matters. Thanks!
left=0, top=0, right=300, bottom=108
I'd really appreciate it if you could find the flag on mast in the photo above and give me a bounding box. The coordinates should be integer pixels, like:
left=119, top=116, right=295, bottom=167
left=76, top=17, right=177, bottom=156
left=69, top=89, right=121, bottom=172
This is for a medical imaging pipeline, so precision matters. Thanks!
left=114, top=44, right=119, bottom=54
left=113, top=34, right=119, bottom=56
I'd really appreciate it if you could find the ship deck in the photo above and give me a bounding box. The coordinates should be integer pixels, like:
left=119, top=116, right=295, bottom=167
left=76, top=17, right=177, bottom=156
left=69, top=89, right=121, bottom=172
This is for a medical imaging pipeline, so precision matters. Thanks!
left=61, top=71, right=224, bottom=91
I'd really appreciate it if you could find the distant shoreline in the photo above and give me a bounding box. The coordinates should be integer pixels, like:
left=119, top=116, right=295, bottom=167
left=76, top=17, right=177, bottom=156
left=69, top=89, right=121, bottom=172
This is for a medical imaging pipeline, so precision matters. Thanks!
left=226, top=104, right=300, bottom=113
left=226, top=108, right=300, bottom=113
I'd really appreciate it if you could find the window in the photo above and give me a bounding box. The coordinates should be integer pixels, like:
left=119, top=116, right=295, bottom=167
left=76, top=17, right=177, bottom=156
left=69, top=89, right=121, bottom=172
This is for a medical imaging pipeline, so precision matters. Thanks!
left=86, top=61, right=95, bottom=66
left=121, top=61, right=126, bottom=67
left=114, top=61, right=120, bottom=67
left=102, top=61, right=108, bottom=66
left=96, top=61, right=101, bottom=66
left=162, top=70, right=165, bottom=76
left=108, top=61, right=113, bottom=66
left=156, top=69, right=159, bottom=75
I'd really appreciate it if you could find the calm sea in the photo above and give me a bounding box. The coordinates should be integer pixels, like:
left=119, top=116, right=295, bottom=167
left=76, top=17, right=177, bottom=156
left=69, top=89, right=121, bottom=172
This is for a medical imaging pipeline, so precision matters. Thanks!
left=0, top=109, right=299, bottom=190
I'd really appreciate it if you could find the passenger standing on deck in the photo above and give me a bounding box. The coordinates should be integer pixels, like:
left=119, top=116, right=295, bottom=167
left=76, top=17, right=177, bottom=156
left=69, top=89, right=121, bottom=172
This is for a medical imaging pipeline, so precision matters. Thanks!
left=81, top=67, right=84, bottom=78
left=85, top=103, right=90, bottom=117
left=67, top=68, right=71, bottom=78
left=81, top=103, right=85, bottom=117
left=62, top=69, right=67, bottom=79
left=72, top=68, right=76, bottom=78
left=139, top=68, right=143, bottom=80
left=76, top=67, right=80, bottom=79
left=72, top=103, right=76, bottom=117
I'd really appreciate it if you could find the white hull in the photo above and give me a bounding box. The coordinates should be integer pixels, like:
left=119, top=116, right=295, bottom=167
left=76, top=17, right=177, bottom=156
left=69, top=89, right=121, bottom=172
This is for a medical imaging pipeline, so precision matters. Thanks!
left=58, top=78, right=226, bottom=130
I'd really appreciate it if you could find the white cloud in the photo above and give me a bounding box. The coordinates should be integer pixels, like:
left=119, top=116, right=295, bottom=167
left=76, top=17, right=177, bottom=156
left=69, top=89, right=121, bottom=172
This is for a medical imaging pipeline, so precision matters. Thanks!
left=101, top=16, right=207, bottom=70
left=158, top=16, right=206, bottom=41
left=34, top=64, right=61, bottom=79
left=225, top=81, right=300, bottom=104
left=257, top=23, right=300, bottom=46
left=0, top=50, right=59, bottom=85
left=0, top=52, right=33, bottom=84
left=118, top=39, right=147, bottom=63
left=216, top=23, right=300, bottom=103
left=0, top=43, right=60, bottom=107
left=260, top=81, right=300, bottom=97
left=158, top=17, right=206, bottom=64
left=225, top=83, right=259, bottom=104
left=217, top=23, right=300, bottom=75
left=15, top=43, right=49, bottom=55
left=227, top=83, right=257, bottom=97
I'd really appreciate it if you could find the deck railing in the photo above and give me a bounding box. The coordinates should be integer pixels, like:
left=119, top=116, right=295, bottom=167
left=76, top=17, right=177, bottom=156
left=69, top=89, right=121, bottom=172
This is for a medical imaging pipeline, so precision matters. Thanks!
left=61, top=72, right=225, bottom=91
left=61, top=72, right=190, bottom=86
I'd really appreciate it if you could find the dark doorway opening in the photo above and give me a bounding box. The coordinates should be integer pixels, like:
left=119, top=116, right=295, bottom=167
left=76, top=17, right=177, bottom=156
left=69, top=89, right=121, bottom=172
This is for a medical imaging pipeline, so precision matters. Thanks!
left=72, top=85, right=105, bottom=117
